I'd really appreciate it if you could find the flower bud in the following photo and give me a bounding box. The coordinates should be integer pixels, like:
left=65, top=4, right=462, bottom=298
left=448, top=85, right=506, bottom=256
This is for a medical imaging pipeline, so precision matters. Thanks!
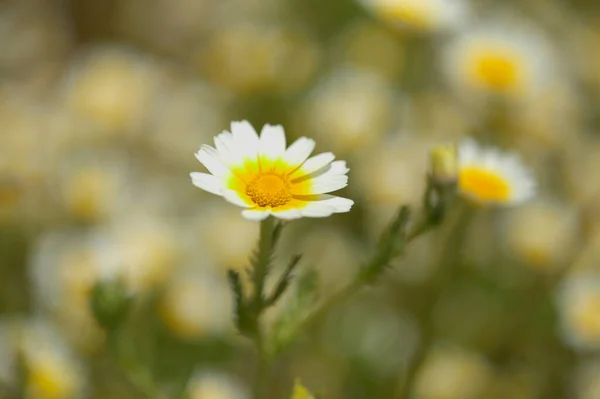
left=429, top=144, right=458, bottom=185
left=90, top=278, right=132, bottom=331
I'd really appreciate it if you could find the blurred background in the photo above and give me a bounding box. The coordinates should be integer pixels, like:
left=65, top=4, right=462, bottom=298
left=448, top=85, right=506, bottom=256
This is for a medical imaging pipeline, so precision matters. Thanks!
left=2, top=0, right=600, bottom=398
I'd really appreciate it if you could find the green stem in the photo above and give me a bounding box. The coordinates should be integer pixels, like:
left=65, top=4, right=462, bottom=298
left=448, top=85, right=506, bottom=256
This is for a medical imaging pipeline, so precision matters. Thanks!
left=253, top=216, right=275, bottom=309
left=107, top=329, right=165, bottom=399
left=278, top=213, right=433, bottom=354
left=251, top=216, right=276, bottom=399
left=398, top=205, right=473, bottom=399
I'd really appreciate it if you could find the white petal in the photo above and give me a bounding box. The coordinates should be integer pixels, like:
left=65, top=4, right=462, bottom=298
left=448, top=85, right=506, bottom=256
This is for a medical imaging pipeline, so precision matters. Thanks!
left=312, top=195, right=354, bottom=212
left=223, top=189, right=252, bottom=208
left=271, top=208, right=303, bottom=220
left=291, top=152, right=335, bottom=179
left=328, top=160, right=350, bottom=175
left=260, top=124, right=286, bottom=160
left=299, top=175, right=348, bottom=195
left=195, top=145, right=230, bottom=177
left=231, top=120, right=260, bottom=160
left=458, top=138, right=479, bottom=165
left=300, top=203, right=336, bottom=218
left=190, top=172, right=224, bottom=196
left=214, top=131, right=242, bottom=167
left=242, top=209, right=271, bottom=221
left=284, top=137, right=315, bottom=169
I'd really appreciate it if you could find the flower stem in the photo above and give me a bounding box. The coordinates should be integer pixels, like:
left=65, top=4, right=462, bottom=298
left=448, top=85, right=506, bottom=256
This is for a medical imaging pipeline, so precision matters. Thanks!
left=251, top=216, right=276, bottom=399
left=397, top=205, right=473, bottom=399
left=253, top=216, right=275, bottom=310
left=279, top=208, right=434, bottom=354
left=107, top=329, right=166, bottom=399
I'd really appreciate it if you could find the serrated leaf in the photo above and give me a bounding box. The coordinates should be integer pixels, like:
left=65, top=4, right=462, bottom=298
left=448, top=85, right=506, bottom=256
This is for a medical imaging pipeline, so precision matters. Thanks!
left=266, top=254, right=302, bottom=307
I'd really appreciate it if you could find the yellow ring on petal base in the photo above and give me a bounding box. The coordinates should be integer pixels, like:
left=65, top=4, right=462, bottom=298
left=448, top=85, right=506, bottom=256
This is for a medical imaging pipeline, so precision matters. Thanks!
left=459, top=167, right=511, bottom=203
left=246, top=173, right=292, bottom=207
left=377, top=4, right=433, bottom=29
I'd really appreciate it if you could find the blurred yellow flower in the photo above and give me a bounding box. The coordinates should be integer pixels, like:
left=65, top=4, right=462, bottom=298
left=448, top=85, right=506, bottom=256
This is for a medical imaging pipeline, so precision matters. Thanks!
left=191, top=121, right=353, bottom=221
left=457, top=139, right=536, bottom=206
left=21, top=321, right=85, bottom=399
left=444, top=20, right=555, bottom=100
left=415, top=345, right=492, bottom=399
left=557, top=273, right=600, bottom=351
left=359, top=0, right=468, bottom=32
left=291, top=379, right=315, bottom=399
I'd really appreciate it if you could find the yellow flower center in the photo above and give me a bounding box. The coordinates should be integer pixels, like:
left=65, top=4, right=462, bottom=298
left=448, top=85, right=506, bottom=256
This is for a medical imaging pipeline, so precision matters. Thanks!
left=246, top=174, right=291, bottom=207
left=471, top=50, right=521, bottom=92
left=574, top=295, right=600, bottom=338
left=459, top=167, right=511, bottom=203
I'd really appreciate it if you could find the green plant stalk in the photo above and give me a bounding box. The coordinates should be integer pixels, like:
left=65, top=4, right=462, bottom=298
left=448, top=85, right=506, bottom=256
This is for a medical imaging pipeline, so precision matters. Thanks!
left=251, top=216, right=276, bottom=399
left=397, top=205, right=473, bottom=399
left=107, top=329, right=166, bottom=399
left=277, top=210, right=434, bottom=356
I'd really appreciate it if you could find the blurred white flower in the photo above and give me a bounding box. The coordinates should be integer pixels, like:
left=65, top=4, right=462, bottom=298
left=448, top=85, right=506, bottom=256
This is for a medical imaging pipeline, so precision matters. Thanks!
left=358, top=0, right=469, bottom=33
left=504, top=200, right=580, bottom=271
left=30, top=216, right=181, bottom=350
left=145, top=80, right=231, bottom=168
left=556, top=273, right=600, bottom=351
left=457, top=139, right=536, bottom=206
left=201, top=24, right=319, bottom=94
left=443, top=18, right=556, bottom=101
left=191, top=121, right=353, bottom=221
left=298, top=68, right=396, bottom=155
left=193, top=204, right=258, bottom=273
left=336, top=21, right=405, bottom=81
left=188, top=371, right=248, bottom=399
left=20, top=319, right=86, bottom=399
left=30, top=230, right=110, bottom=350
left=159, top=268, right=234, bottom=340
left=62, top=46, right=163, bottom=135
left=574, top=360, right=600, bottom=399
left=414, top=345, right=492, bottom=399
left=55, top=152, right=129, bottom=223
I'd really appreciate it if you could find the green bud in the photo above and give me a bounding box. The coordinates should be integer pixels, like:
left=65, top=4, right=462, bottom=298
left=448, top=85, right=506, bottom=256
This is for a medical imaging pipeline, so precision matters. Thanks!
left=90, top=278, right=132, bottom=331
left=429, top=144, right=458, bottom=186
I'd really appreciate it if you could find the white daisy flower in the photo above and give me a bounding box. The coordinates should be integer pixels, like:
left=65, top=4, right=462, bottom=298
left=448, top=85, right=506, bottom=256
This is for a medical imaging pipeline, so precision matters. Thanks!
left=457, top=139, right=536, bottom=206
left=556, top=273, right=600, bottom=351
left=443, top=19, right=555, bottom=100
left=190, top=121, right=354, bottom=221
left=188, top=371, right=248, bottom=399
left=358, top=0, right=469, bottom=33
